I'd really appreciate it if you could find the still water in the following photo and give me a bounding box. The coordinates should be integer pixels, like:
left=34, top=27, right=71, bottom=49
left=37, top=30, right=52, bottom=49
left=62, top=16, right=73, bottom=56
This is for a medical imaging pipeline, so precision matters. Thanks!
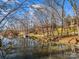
left=1, top=49, right=79, bottom=59
left=0, top=37, right=79, bottom=59
left=1, top=52, right=79, bottom=59
left=13, top=53, right=79, bottom=59
left=27, top=53, right=79, bottom=59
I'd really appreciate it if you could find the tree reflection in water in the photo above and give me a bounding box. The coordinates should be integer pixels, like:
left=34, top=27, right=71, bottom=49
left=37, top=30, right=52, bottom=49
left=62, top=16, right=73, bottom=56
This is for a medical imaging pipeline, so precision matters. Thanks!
left=0, top=37, right=79, bottom=59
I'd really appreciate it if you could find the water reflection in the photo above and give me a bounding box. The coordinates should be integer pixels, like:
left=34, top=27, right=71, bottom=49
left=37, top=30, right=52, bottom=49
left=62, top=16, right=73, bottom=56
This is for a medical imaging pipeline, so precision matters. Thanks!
left=0, top=37, right=79, bottom=59
left=38, top=53, right=79, bottom=59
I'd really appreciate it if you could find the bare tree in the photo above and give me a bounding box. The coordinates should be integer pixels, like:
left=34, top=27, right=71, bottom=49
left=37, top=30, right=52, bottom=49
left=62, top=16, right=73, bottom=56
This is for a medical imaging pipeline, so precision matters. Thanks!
left=68, top=0, right=79, bottom=36
left=0, top=0, right=28, bottom=29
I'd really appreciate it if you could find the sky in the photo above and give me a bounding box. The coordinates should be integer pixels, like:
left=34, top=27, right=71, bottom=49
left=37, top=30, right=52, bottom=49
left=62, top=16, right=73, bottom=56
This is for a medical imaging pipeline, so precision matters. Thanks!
left=64, top=0, right=75, bottom=16
left=0, top=0, right=78, bottom=16
left=0, top=0, right=78, bottom=29
left=0, top=0, right=76, bottom=16
left=27, top=0, right=75, bottom=16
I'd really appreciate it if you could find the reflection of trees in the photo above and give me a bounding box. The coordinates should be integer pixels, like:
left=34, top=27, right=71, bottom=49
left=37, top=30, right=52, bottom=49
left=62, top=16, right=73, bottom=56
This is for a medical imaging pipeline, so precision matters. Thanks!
left=1, top=0, right=79, bottom=58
